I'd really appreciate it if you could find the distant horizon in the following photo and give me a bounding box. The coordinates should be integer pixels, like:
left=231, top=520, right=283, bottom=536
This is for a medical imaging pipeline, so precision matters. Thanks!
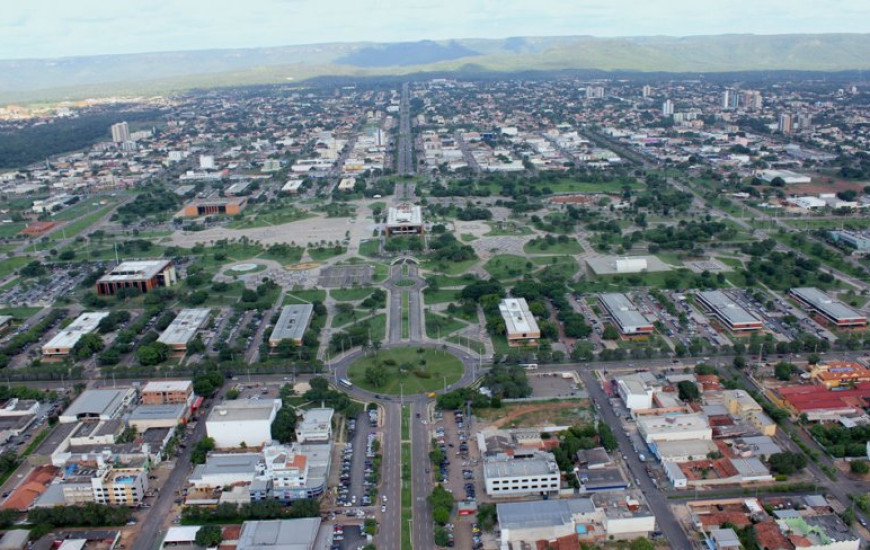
left=2, top=30, right=870, bottom=63
left=3, top=0, right=870, bottom=60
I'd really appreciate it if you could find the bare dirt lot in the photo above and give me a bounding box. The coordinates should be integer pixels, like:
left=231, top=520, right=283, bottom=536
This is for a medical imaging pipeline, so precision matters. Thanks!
left=476, top=400, right=592, bottom=429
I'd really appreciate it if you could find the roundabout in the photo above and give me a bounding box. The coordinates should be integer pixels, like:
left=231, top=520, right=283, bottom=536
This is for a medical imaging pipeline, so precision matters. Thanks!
left=346, top=346, right=464, bottom=395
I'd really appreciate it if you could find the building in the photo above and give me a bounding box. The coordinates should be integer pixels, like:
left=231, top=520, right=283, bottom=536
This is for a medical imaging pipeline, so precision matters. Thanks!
left=697, top=291, right=763, bottom=332
left=337, top=177, right=356, bottom=191
left=189, top=453, right=261, bottom=490
left=199, top=155, right=215, bottom=170
left=599, top=293, right=654, bottom=336
left=206, top=400, right=282, bottom=449
left=722, top=89, right=739, bottom=110
left=615, top=373, right=655, bottom=411
left=157, top=309, right=211, bottom=354
left=756, top=169, right=812, bottom=185
left=829, top=230, right=870, bottom=251
left=282, top=179, right=304, bottom=195
left=483, top=451, right=560, bottom=498
left=0, top=315, right=13, bottom=335
left=295, top=408, right=333, bottom=444
left=32, top=193, right=75, bottom=213
left=636, top=413, right=712, bottom=445
left=41, top=311, right=110, bottom=358
left=498, top=298, right=541, bottom=347
left=662, top=99, right=674, bottom=116
left=710, top=528, right=741, bottom=549
left=236, top=518, right=323, bottom=550
left=268, top=304, right=314, bottom=347
left=790, top=287, right=867, bottom=328
left=810, top=361, right=870, bottom=389
left=96, top=260, right=177, bottom=296
left=497, top=499, right=598, bottom=547
left=182, top=197, right=247, bottom=217
left=141, top=380, right=195, bottom=406
left=615, top=257, right=647, bottom=273
left=91, top=466, right=149, bottom=506
left=128, top=403, right=188, bottom=431
left=385, top=203, right=424, bottom=236
left=778, top=113, right=793, bottom=134
left=776, top=383, right=870, bottom=422
left=110, top=122, right=130, bottom=143
left=59, top=388, right=135, bottom=424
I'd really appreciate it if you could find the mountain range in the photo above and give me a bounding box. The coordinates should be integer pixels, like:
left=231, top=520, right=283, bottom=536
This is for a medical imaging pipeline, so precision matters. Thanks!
left=3, top=34, right=870, bottom=104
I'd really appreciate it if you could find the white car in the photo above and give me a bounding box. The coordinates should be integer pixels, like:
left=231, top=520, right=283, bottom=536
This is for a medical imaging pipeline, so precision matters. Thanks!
left=381, top=505, right=387, bottom=512
left=382, top=495, right=387, bottom=503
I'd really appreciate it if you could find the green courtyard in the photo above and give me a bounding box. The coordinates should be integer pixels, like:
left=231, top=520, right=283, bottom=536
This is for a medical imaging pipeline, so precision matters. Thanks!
left=347, top=347, right=464, bottom=395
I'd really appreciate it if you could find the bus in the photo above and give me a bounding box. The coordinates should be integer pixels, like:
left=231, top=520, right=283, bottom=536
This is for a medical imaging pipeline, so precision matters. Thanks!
left=520, top=363, right=538, bottom=371
left=338, top=378, right=353, bottom=388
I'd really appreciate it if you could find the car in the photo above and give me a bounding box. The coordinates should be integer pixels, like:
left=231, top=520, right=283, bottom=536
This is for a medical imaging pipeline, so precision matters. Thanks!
left=381, top=505, right=387, bottom=512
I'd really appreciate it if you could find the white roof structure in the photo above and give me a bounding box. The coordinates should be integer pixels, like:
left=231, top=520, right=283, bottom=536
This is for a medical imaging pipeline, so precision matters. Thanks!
left=599, top=293, right=653, bottom=333
left=42, top=311, right=110, bottom=352
left=282, top=179, right=303, bottom=192
left=637, top=413, right=712, bottom=443
left=208, top=400, right=282, bottom=423
left=59, top=388, right=134, bottom=423
left=337, top=177, right=356, bottom=191
left=791, top=287, right=866, bottom=324
left=499, top=298, right=540, bottom=336
left=0, top=315, right=13, bottom=326
left=162, top=526, right=203, bottom=544
left=386, top=204, right=423, bottom=227
left=697, top=290, right=762, bottom=329
left=142, top=380, right=193, bottom=394
left=97, top=260, right=172, bottom=283
left=157, top=309, right=210, bottom=347
left=269, top=304, right=314, bottom=344
left=237, top=518, right=322, bottom=550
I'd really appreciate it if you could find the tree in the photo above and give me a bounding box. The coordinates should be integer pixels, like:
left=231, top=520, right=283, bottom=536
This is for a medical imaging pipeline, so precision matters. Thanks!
left=73, top=333, right=104, bottom=360
left=768, top=451, right=808, bottom=475
left=191, top=436, right=216, bottom=464
left=226, top=388, right=240, bottom=400
left=193, top=372, right=225, bottom=398
left=774, top=362, right=798, bottom=381
left=850, top=460, right=870, bottom=475
left=194, top=525, right=223, bottom=547
left=476, top=503, right=497, bottom=532
left=364, top=364, right=388, bottom=388
left=677, top=380, right=701, bottom=402
left=630, top=538, right=656, bottom=550
left=270, top=408, right=297, bottom=444
left=602, top=325, right=619, bottom=340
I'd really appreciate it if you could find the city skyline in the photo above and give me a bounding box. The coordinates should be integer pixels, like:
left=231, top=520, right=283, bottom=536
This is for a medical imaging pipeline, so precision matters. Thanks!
left=3, top=0, right=870, bottom=60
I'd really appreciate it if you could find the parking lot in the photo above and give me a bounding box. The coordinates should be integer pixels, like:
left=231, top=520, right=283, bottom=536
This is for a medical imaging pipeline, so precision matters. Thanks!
left=527, top=372, right=584, bottom=399
left=318, top=265, right=373, bottom=288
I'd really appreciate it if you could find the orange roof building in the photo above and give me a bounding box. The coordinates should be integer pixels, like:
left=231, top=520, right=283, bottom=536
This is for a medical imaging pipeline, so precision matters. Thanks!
left=810, top=361, right=870, bottom=389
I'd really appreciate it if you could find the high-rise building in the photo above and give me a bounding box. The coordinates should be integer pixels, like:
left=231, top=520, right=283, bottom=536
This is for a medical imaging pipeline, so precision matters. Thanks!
left=778, top=113, right=793, bottom=134
left=642, top=85, right=653, bottom=98
left=662, top=99, right=674, bottom=116
left=796, top=113, right=813, bottom=133
left=722, top=89, right=739, bottom=110
left=110, top=121, right=130, bottom=143
left=742, top=90, right=763, bottom=110
left=585, top=86, right=605, bottom=99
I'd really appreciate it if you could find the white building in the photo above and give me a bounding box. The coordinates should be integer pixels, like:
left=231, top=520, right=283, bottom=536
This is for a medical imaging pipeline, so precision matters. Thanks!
left=295, top=408, right=333, bottom=443
left=636, top=413, right=712, bottom=444
left=206, top=400, right=282, bottom=449
left=483, top=451, right=560, bottom=498
left=616, top=375, right=655, bottom=411
left=199, top=155, right=215, bottom=170
left=110, top=122, right=130, bottom=143
left=59, top=388, right=135, bottom=424
left=42, top=311, right=110, bottom=358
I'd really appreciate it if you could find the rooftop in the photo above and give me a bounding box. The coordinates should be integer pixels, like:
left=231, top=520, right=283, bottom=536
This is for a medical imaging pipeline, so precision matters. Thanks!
left=61, top=388, right=133, bottom=421
left=269, top=304, right=314, bottom=343
left=599, top=293, right=652, bottom=331
left=697, top=290, right=761, bottom=325
left=386, top=203, right=422, bottom=226
left=43, top=311, right=110, bottom=351
left=157, top=309, right=211, bottom=346
left=191, top=453, right=262, bottom=481
left=97, top=260, right=172, bottom=283
left=237, top=518, right=322, bottom=550
left=141, top=380, right=193, bottom=394
left=496, top=498, right=596, bottom=530
left=637, top=413, right=711, bottom=434
left=128, top=403, right=187, bottom=421
left=499, top=298, right=540, bottom=336
left=790, top=287, right=866, bottom=322
left=207, top=399, right=281, bottom=423
left=484, top=452, right=558, bottom=479
left=297, top=408, right=333, bottom=434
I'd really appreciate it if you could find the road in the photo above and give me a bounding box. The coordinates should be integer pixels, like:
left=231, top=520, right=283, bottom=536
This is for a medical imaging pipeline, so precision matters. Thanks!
left=377, top=400, right=403, bottom=550
left=383, top=260, right=425, bottom=344
left=396, top=83, right=414, bottom=176
left=579, top=369, right=693, bottom=549
left=410, top=400, right=435, bottom=550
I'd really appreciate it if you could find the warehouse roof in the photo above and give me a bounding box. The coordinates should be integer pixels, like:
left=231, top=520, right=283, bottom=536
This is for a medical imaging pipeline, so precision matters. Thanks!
left=269, top=304, right=314, bottom=343
left=129, top=403, right=187, bottom=422
left=237, top=518, right=322, bottom=550
left=43, top=311, right=110, bottom=351
left=599, top=293, right=652, bottom=331
left=142, top=380, right=193, bottom=394
left=497, top=499, right=596, bottom=530
left=157, top=309, right=210, bottom=346
left=697, top=290, right=761, bottom=326
left=61, top=388, right=133, bottom=422
left=791, top=287, right=866, bottom=322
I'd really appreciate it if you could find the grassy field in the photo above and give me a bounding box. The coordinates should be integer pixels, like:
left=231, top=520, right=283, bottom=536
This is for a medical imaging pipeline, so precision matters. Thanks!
left=308, top=246, right=347, bottom=261
left=717, top=256, right=744, bottom=268
left=283, top=289, right=327, bottom=304
left=52, top=197, right=119, bottom=221
left=47, top=203, right=116, bottom=241
left=0, top=256, right=32, bottom=279
left=347, top=347, right=464, bottom=395
left=401, top=292, right=410, bottom=340
left=423, top=288, right=460, bottom=305
left=63, top=242, right=168, bottom=262
left=0, top=306, right=42, bottom=319
left=545, top=177, right=642, bottom=194
left=485, top=221, right=533, bottom=236
left=359, top=239, right=381, bottom=258
left=446, top=335, right=486, bottom=355
left=0, top=222, right=25, bottom=238
left=484, top=254, right=533, bottom=279
left=331, top=288, right=374, bottom=302
left=523, top=238, right=583, bottom=255
left=422, top=257, right=478, bottom=276
left=531, top=255, right=577, bottom=278
left=401, top=442, right=413, bottom=550
left=425, top=311, right=467, bottom=338
left=226, top=207, right=312, bottom=229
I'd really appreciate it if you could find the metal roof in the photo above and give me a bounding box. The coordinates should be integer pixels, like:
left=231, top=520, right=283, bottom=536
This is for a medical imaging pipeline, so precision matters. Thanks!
left=697, top=290, right=761, bottom=326
left=497, top=499, right=596, bottom=530
left=61, top=388, right=133, bottom=421
left=499, top=298, right=540, bottom=335
left=157, top=309, right=210, bottom=346
left=791, top=287, right=866, bottom=322
left=269, top=304, right=314, bottom=343
left=599, top=293, right=653, bottom=331
left=42, top=311, right=110, bottom=351
left=237, top=518, right=322, bottom=550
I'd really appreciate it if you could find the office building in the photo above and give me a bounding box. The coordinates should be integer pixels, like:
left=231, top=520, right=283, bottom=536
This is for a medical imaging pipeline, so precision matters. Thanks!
left=96, top=260, right=177, bottom=296
left=483, top=451, right=560, bottom=498
left=385, top=204, right=424, bottom=236
left=157, top=309, right=211, bottom=354
left=599, top=293, right=654, bottom=336
left=696, top=290, right=763, bottom=332
left=182, top=197, right=247, bottom=217
left=295, top=408, right=333, bottom=444
left=206, top=400, right=282, bottom=449
left=141, top=380, right=195, bottom=406
left=42, top=312, right=110, bottom=358
left=662, top=99, right=674, bottom=116
left=636, top=413, right=712, bottom=444
left=829, top=230, right=870, bottom=252
left=110, top=122, right=130, bottom=143
left=722, top=89, right=739, bottom=110
left=615, top=373, right=656, bottom=411
left=789, top=287, right=867, bottom=328
left=499, top=298, right=541, bottom=347
left=268, top=305, right=314, bottom=347
left=778, top=113, right=793, bottom=134
left=59, top=388, right=136, bottom=424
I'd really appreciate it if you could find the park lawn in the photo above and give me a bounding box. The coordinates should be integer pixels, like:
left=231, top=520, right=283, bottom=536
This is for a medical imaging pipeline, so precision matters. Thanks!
left=716, top=256, right=744, bottom=269
left=485, top=221, right=533, bottom=236
left=655, top=252, right=686, bottom=266
left=460, top=234, right=478, bottom=242
left=52, top=197, right=119, bottom=221
left=258, top=249, right=305, bottom=265
left=62, top=242, right=168, bottom=262
left=425, top=311, right=467, bottom=338
left=47, top=203, right=115, bottom=241
left=283, top=289, right=327, bottom=304
left=0, top=256, right=32, bottom=279
left=422, top=257, right=478, bottom=276
left=0, top=223, right=25, bottom=238
left=484, top=254, right=533, bottom=280
left=446, top=335, right=486, bottom=355
left=331, top=309, right=367, bottom=328
left=423, top=289, right=460, bottom=305
left=307, top=246, right=347, bottom=261
left=359, top=239, right=381, bottom=258
left=401, top=292, right=410, bottom=339
left=0, top=306, right=42, bottom=320
left=331, top=288, right=374, bottom=302
left=425, top=273, right=475, bottom=288
left=523, top=238, right=583, bottom=255
left=531, top=255, right=577, bottom=278
left=347, top=347, right=464, bottom=395
left=545, top=177, right=642, bottom=194
left=226, top=207, right=312, bottom=229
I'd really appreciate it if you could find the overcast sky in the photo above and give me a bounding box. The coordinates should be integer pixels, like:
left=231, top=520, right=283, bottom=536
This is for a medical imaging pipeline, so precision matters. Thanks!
left=3, top=0, right=870, bottom=60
